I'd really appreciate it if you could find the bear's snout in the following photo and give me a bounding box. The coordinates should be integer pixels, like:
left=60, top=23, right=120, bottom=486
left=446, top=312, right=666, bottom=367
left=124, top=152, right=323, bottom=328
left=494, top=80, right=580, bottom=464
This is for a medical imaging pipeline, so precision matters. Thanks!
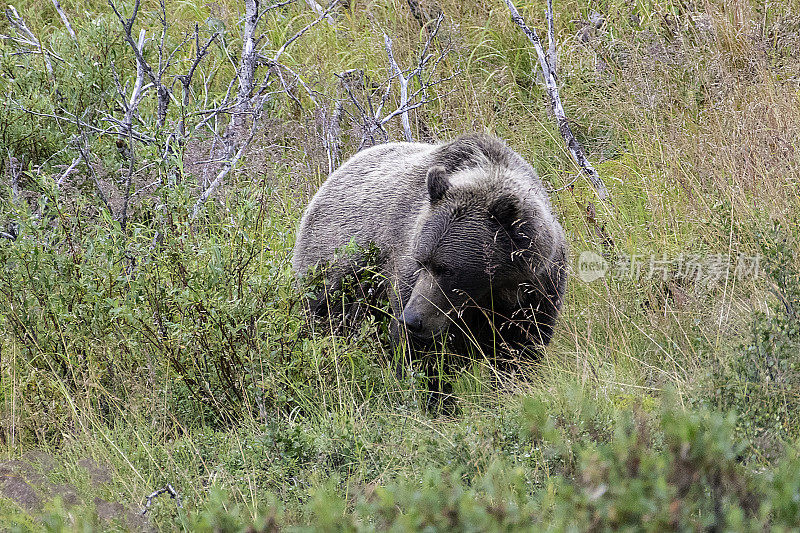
left=399, top=307, right=426, bottom=337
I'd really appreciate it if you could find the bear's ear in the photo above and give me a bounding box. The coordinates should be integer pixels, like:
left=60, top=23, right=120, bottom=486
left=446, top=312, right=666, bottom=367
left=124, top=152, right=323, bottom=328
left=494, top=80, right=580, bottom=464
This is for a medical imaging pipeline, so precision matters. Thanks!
left=426, top=165, right=450, bottom=203
left=489, top=194, right=520, bottom=224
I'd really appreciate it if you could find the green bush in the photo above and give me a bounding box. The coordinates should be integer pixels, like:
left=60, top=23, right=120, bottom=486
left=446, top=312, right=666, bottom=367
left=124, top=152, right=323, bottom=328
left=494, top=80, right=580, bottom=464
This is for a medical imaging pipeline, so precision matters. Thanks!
left=133, top=396, right=800, bottom=531
left=714, top=221, right=800, bottom=453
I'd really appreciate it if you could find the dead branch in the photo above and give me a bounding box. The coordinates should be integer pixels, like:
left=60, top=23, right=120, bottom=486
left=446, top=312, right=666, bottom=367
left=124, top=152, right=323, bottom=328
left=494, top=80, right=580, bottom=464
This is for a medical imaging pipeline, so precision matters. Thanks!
left=325, top=69, right=362, bottom=172
left=9, top=98, right=155, bottom=144
left=50, top=0, right=79, bottom=51
left=235, top=0, right=260, bottom=124
left=270, top=61, right=318, bottom=106
left=191, top=116, right=259, bottom=220
left=56, top=156, right=81, bottom=187
left=384, top=35, right=413, bottom=142
left=7, top=153, right=20, bottom=205
left=188, top=77, right=238, bottom=141
left=122, top=30, right=150, bottom=134
left=354, top=13, right=448, bottom=147
left=141, top=484, right=182, bottom=515
left=108, top=0, right=172, bottom=129
left=176, top=25, right=220, bottom=140
left=192, top=1, right=337, bottom=219
left=236, top=0, right=320, bottom=125
left=304, top=0, right=335, bottom=24
left=257, top=0, right=296, bottom=24
left=272, top=0, right=338, bottom=64
left=4, top=6, right=55, bottom=75
left=503, top=0, right=610, bottom=201
left=106, top=29, right=149, bottom=229
left=546, top=0, right=556, bottom=72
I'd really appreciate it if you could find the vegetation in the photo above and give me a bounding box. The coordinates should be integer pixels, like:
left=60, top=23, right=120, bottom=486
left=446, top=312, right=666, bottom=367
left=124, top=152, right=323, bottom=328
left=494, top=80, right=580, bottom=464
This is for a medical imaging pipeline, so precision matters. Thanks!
left=0, top=0, right=799, bottom=530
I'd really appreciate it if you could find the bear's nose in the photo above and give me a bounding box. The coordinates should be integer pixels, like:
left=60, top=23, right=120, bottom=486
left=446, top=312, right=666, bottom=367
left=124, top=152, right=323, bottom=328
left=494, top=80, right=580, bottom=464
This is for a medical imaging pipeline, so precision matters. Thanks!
left=399, top=308, right=425, bottom=336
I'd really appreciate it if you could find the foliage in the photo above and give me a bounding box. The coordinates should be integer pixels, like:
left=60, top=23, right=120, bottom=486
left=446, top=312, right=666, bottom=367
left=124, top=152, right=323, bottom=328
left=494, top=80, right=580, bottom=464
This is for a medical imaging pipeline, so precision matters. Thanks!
left=714, top=221, right=800, bottom=455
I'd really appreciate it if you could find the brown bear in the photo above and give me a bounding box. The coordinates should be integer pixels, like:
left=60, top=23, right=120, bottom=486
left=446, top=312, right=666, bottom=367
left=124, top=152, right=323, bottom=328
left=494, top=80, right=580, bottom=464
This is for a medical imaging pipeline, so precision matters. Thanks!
left=292, top=134, right=568, bottom=399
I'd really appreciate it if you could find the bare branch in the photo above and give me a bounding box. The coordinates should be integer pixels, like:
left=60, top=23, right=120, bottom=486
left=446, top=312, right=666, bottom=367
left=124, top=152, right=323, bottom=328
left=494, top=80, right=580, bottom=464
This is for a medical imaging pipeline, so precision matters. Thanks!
left=118, top=29, right=146, bottom=230
left=273, top=0, right=338, bottom=63
left=235, top=0, right=260, bottom=122
left=273, top=62, right=317, bottom=104
left=191, top=116, right=259, bottom=220
left=503, top=0, right=609, bottom=201
left=304, top=0, right=335, bottom=25
left=371, top=14, right=448, bottom=144
left=384, top=34, right=413, bottom=142
left=188, top=78, right=238, bottom=139
left=56, top=156, right=81, bottom=187
left=252, top=0, right=339, bottom=108
left=5, top=6, right=54, bottom=75
left=50, top=0, right=79, bottom=51
left=108, top=0, right=172, bottom=128
left=378, top=99, right=429, bottom=125
left=546, top=0, right=556, bottom=72
left=9, top=97, right=156, bottom=143
left=177, top=25, right=220, bottom=139
left=142, top=484, right=182, bottom=515
left=194, top=0, right=337, bottom=219
left=125, top=29, right=149, bottom=130
left=257, top=0, right=296, bottom=24
left=7, top=152, right=20, bottom=204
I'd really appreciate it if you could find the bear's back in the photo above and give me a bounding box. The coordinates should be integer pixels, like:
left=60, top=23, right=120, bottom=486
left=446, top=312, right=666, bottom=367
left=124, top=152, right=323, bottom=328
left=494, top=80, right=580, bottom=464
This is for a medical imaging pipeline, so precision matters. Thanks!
left=292, top=142, right=436, bottom=274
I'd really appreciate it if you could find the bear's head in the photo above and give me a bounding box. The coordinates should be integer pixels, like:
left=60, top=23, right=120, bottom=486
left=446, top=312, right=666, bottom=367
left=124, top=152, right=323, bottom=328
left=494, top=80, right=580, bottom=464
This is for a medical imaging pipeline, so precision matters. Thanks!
left=398, top=162, right=557, bottom=342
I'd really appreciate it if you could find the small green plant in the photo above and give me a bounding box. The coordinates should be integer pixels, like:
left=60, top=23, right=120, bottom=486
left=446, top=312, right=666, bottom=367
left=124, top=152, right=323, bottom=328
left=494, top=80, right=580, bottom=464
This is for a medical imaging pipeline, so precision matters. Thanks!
left=714, top=221, right=800, bottom=454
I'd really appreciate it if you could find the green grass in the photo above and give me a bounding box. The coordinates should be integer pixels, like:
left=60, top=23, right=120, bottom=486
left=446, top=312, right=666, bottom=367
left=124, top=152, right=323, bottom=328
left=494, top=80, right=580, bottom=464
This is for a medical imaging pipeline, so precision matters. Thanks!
left=1, top=0, right=800, bottom=529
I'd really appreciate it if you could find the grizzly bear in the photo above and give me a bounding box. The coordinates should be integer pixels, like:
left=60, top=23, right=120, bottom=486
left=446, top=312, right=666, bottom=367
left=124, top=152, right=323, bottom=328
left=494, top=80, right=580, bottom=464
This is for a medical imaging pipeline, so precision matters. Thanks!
left=292, top=134, right=568, bottom=399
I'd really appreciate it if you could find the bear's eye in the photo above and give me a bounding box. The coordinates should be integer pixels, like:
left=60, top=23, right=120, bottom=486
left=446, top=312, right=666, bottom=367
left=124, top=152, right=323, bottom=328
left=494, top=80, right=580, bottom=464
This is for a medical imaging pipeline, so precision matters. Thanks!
left=440, top=266, right=455, bottom=278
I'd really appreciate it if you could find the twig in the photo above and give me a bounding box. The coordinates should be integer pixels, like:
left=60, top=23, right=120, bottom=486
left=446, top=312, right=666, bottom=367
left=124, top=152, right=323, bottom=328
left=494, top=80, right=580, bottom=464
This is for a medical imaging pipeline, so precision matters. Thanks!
left=50, top=0, right=79, bottom=51
left=546, top=0, right=556, bottom=72
left=304, top=0, right=335, bottom=24
left=503, top=0, right=610, bottom=201
left=5, top=6, right=54, bottom=75
left=7, top=152, right=20, bottom=204
left=191, top=117, right=259, bottom=220
left=56, top=156, right=81, bottom=187
left=384, top=34, right=413, bottom=142
left=108, top=0, right=172, bottom=129
left=256, top=0, right=296, bottom=24
left=177, top=25, right=220, bottom=139
left=141, top=484, right=182, bottom=515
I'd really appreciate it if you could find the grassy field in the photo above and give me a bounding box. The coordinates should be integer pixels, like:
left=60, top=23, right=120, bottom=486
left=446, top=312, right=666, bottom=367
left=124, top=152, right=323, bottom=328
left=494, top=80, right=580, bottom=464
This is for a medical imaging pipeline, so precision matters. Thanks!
left=1, top=0, right=800, bottom=530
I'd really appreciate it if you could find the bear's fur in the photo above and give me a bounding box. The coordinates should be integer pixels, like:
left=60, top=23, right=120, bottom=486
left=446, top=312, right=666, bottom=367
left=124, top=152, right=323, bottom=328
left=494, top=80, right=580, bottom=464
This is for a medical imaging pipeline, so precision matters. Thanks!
left=292, top=134, right=568, bottom=390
